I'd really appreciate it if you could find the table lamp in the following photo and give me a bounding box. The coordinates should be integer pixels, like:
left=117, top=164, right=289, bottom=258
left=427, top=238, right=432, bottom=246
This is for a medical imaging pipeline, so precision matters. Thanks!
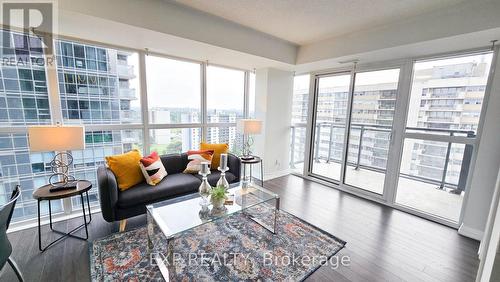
left=28, top=125, right=85, bottom=191
left=237, top=119, right=262, bottom=160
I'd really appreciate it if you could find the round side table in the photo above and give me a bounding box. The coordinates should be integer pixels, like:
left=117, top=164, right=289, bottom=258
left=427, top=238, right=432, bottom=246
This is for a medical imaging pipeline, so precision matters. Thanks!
left=33, top=180, right=92, bottom=252
left=240, top=156, right=264, bottom=187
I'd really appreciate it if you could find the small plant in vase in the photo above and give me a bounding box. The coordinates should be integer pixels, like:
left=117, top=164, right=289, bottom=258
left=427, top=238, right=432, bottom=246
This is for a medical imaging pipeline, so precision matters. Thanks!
left=210, top=185, right=227, bottom=210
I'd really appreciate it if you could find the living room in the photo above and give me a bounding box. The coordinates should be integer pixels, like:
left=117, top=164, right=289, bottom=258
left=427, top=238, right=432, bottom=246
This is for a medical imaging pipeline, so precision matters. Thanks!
left=1, top=0, right=500, bottom=281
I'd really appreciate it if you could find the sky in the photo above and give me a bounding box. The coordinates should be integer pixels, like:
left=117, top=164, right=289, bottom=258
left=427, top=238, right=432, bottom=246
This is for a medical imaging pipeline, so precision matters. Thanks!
left=140, top=56, right=245, bottom=111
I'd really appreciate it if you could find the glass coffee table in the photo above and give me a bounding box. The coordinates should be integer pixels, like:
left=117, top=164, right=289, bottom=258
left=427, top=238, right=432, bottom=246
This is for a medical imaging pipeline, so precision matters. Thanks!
left=146, top=182, right=280, bottom=280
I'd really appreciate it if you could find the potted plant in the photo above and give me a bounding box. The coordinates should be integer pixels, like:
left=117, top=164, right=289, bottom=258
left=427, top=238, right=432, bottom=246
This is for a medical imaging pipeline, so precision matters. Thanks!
left=210, top=185, right=227, bottom=210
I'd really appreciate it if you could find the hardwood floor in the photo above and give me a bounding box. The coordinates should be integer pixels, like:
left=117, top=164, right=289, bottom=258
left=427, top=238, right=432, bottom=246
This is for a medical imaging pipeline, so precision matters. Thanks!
left=0, top=175, right=479, bottom=281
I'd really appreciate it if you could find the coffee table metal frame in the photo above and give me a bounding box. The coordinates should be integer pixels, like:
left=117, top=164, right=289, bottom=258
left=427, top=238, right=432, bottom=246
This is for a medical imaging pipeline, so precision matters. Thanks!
left=146, top=182, right=279, bottom=281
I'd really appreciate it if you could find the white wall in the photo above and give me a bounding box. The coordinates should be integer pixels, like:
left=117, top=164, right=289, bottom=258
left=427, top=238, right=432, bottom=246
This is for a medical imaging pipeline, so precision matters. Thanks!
left=297, top=0, right=500, bottom=64
left=58, top=0, right=297, bottom=64
left=459, top=51, right=500, bottom=240
left=254, top=68, right=294, bottom=180
left=56, top=10, right=293, bottom=71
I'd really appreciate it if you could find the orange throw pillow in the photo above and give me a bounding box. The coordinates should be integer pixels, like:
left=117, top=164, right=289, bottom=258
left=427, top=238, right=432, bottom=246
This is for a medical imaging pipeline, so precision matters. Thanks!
left=200, top=142, right=229, bottom=169
left=105, top=149, right=144, bottom=191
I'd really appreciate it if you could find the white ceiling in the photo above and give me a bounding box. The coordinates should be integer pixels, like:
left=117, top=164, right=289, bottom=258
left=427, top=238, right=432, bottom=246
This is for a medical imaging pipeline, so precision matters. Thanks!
left=173, top=0, right=468, bottom=45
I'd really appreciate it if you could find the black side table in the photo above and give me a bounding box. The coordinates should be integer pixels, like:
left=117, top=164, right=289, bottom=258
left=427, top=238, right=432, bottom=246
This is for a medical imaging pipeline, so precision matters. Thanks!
left=32, top=180, right=92, bottom=252
left=240, top=156, right=264, bottom=187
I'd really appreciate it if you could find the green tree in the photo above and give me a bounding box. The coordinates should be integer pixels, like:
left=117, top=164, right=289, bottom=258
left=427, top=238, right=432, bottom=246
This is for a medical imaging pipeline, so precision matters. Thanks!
left=166, top=140, right=182, bottom=153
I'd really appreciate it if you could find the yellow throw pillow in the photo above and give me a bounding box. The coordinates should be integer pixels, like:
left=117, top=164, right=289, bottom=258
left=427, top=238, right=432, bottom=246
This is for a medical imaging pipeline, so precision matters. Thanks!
left=105, top=149, right=144, bottom=191
left=200, top=142, right=229, bottom=169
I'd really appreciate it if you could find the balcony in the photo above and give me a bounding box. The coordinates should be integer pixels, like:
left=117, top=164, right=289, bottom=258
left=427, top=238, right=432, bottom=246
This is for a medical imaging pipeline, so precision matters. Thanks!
left=119, top=110, right=138, bottom=122
left=117, top=64, right=136, bottom=79
left=119, top=87, right=137, bottom=99
left=290, top=123, right=475, bottom=222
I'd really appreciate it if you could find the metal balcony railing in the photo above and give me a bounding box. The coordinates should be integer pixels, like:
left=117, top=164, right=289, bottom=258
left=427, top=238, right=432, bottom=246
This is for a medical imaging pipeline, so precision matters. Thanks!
left=290, top=122, right=475, bottom=193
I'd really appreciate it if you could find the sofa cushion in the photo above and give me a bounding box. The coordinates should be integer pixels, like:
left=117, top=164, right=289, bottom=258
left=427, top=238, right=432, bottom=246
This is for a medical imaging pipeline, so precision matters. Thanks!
left=160, top=153, right=189, bottom=174
left=140, top=151, right=167, bottom=185
left=183, top=149, right=214, bottom=173
left=194, top=171, right=237, bottom=187
left=200, top=143, right=228, bottom=169
left=117, top=173, right=201, bottom=208
left=105, top=149, right=144, bottom=191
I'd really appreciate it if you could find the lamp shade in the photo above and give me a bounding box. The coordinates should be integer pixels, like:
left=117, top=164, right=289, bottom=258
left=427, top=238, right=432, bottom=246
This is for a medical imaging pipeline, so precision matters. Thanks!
left=28, top=126, right=85, bottom=152
left=237, top=119, right=263, bottom=135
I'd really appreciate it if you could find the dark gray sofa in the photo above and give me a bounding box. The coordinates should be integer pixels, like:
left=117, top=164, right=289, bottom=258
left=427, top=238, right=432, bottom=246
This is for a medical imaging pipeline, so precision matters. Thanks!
left=97, top=153, right=241, bottom=223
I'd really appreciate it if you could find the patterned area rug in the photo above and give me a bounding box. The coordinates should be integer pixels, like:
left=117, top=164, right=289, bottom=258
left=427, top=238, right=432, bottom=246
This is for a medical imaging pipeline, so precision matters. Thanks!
left=90, top=209, right=345, bottom=281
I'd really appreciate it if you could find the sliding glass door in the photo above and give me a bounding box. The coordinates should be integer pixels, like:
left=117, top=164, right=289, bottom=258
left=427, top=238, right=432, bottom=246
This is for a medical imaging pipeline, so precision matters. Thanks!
left=310, top=68, right=401, bottom=196
left=344, top=69, right=400, bottom=194
left=306, top=50, right=494, bottom=226
left=310, top=73, right=351, bottom=182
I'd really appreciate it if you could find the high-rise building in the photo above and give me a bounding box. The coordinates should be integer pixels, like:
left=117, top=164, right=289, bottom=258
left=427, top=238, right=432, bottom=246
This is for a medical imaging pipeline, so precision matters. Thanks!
left=55, top=40, right=142, bottom=208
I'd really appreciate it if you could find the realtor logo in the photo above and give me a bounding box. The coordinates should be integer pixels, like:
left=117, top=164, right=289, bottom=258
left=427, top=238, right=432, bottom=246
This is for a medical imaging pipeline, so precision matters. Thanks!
left=1, top=1, right=57, bottom=56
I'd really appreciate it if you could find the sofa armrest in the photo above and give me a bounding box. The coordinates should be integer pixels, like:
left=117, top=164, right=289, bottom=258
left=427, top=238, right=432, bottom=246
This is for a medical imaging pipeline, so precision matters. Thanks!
left=97, top=166, right=119, bottom=222
left=227, top=153, right=241, bottom=181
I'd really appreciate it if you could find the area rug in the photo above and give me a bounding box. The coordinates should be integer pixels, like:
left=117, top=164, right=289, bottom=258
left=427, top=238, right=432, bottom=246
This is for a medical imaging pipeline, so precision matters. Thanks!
left=90, top=209, right=345, bottom=281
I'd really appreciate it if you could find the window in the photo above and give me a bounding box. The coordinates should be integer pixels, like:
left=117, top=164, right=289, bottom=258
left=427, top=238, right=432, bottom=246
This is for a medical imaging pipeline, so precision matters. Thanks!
left=290, top=74, right=310, bottom=173
left=0, top=30, right=62, bottom=222
left=1, top=30, right=251, bottom=226
left=70, top=130, right=143, bottom=208
left=291, top=75, right=310, bottom=124
left=1, top=31, right=50, bottom=126
left=149, top=128, right=201, bottom=154
left=344, top=69, right=400, bottom=194
left=407, top=53, right=493, bottom=133
left=146, top=56, right=201, bottom=124
left=56, top=40, right=141, bottom=124
left=207, top=126, right=243, bottom=155
left=207, top=65, right=245, bottom=122
left=396, top=52, right=494, bottom=222
left=54, top=39, right=144, bottom=208
left=0, top=133, right=63, bottom=221
left=248, top=72, right=256, bottom=118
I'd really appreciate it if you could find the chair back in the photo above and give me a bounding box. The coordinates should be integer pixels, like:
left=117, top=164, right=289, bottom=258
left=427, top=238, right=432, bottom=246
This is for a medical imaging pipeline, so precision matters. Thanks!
left=0, top=185, right=21, bottom=268
left=1, top=186, right=21, bottom=229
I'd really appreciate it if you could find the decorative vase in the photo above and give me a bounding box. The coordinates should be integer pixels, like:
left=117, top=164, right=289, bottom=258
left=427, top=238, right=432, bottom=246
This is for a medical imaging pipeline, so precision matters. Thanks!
left=217, top=154, right=230, bottom=190
left=198, top=162, right=212, bottom=206
left=211, top=197, right=225, bottom=210
left=217, top=167, right=229, bottom=190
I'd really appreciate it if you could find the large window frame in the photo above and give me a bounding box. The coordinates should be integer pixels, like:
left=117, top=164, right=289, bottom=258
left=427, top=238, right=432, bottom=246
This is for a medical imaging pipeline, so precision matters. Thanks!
left=4, top=34, right=254, bottom=231
left=295, top=47, right=498, bottom=229
left=141, top=52, right=251, bottom=156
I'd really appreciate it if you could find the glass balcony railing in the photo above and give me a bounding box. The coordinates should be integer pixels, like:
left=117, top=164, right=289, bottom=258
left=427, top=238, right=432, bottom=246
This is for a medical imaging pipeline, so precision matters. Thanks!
left=290, top=122, right=475, bottom=193
left=117, top=64, right=136, bottom=79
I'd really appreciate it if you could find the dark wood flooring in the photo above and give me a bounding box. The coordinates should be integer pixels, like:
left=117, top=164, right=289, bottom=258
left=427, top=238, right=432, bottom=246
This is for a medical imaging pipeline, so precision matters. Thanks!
left=0, top=175, right=479, bottom=281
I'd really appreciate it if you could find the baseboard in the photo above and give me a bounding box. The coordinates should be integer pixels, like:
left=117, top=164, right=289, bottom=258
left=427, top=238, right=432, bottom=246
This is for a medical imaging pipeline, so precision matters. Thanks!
left=458, top=223, right=484, bottom=241
left=264, top=169, right=290, bottom=181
